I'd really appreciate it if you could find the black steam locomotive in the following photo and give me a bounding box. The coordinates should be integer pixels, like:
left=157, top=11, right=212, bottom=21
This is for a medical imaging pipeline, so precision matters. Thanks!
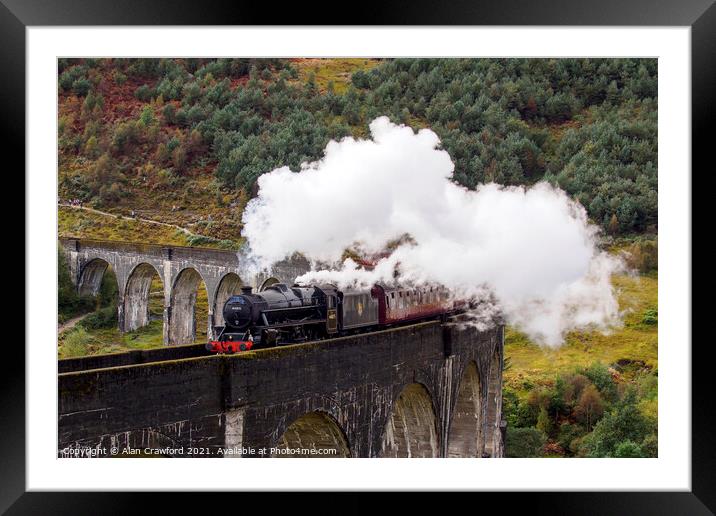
left=207, top=281, right=462, bottom=353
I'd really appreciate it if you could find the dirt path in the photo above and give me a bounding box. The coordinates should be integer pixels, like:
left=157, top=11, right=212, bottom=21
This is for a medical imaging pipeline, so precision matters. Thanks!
left=59, top=203, right=202, bottom=238
left=58, top=313, right=91, bottom=334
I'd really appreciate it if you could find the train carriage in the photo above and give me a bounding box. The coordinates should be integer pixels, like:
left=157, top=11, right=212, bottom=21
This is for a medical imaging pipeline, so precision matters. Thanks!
left=374, top=284, right=454, bottom=325
left=340, top=289, right=379, bottom=329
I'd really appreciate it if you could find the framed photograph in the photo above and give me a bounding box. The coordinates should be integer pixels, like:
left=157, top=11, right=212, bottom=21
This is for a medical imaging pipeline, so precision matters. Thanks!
left=10, top=0, right=710, bottom=511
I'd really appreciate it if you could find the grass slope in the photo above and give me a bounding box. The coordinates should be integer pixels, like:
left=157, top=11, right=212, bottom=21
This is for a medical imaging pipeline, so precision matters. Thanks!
left=504, top=273, right=658, bottom=397
left=292, top=58, right=381, bottom=93
left=58, top=205, right=243, bottom=249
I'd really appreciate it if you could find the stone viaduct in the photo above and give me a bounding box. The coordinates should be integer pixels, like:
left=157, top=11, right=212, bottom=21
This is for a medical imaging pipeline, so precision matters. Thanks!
left=59, top=238, right=309, bottom=345
left=59, top=321, right=505, bottom=458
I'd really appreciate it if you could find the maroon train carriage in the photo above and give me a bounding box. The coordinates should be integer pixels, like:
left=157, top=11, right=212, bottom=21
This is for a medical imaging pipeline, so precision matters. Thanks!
left=374, top=284, right=456, bottom=324
left=208, top=282, right=465, bottom=353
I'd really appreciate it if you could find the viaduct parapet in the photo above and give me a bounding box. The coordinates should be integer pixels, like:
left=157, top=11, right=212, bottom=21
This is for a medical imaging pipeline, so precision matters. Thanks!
left=59, top=321, right=505, bottom=458
left=59, top=238, right=309, bottom=345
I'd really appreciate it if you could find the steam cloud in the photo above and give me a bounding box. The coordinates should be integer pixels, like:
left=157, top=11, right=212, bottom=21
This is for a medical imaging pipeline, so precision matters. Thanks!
left=241, top=117, right=623, bottom=347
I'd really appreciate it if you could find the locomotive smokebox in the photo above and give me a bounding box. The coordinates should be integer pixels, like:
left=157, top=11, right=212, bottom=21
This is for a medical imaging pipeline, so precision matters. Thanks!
left=241, top=286, right=253, bottom=294
left=223, top=294, right=255, bottom=330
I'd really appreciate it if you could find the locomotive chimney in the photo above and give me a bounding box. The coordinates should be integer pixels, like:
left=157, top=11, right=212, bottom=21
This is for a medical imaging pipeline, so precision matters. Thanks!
left=241, top=286, right=253, bottom=295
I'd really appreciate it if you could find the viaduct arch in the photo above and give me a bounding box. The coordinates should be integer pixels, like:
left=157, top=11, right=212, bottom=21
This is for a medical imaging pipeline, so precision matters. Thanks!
left=60, top=238, right=310, bottom=345
left=78, top=258, right=111, bottom=296
left=272, top=411, right=351, bottom=458
left=447, top=361, right=483, bottom=457
left=122, top=262, right=163, bottom=333
left=380, top=383, right=440, bottom=458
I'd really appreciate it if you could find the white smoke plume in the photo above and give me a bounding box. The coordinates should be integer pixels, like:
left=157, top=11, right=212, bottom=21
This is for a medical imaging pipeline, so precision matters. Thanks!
left=241, top=117, right=623, bottom=347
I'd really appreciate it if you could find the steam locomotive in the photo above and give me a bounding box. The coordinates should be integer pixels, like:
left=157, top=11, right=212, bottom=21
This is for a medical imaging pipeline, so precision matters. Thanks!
left=206, top=282, right=464, bottom=353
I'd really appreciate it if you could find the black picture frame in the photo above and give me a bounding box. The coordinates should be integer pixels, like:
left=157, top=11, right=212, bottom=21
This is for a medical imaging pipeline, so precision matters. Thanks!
left=7, top=0, right=711, bottom=512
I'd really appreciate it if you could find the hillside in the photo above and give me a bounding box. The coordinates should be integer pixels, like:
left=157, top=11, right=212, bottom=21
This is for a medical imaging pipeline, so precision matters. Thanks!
left=58, top=204, right=238, bottom=249
left=58, top=58, right=657, bottom=244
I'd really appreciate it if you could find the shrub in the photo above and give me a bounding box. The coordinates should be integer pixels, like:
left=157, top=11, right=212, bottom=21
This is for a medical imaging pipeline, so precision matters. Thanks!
left=641, top=433, right=658, bottom=457
left=171, top=145, right=187, bottom=171
left=155, top=168, right=179, bottom=189
left=183, top=82, right=201, bottom=104
left=80, top=304, right=118, bottom=330
left=135, top=84, right=154, bottom=101
left=71, top=78, right=92, bottom=96
left=87, top=153, right=120, bottom=194
left=84, top=136, right=100, bottom=158
left=139, top=105, right=155, bottom=127
left=175, top=108, right=188, bottom=126
left=502, top=388, right=537, bottom=428
left=557, top=422, right=586, bottom=455
left=583, top=389, right=652, bottom=457
left=59, top=65, right=87, bottom=91
left=162, top=103, right=177, bottom=124
left=613, top=440, right=645, bottom=458
left=641, top=309, right=658, bottom=325
left=536, top=406, right=552, bottom=436
left=62, top=327, right=93, bottom=358
left=544, top=92, right=579, bottom=122
left=98, top=182, right=123, bottom=203
left=81, top=92, right=104, bottom=120
left=624, top=239, right=658, bottom=273
left=583, top=362, right=617, bottom=402
left=111, top=120, right=140, bottom=153
left=505, top=427, right=546, bottom=458
left=58, top=114, right=73, bottom=136
left=156, top=77, right=183, bottom=100
left=217, top=239, right=240, bottom=250
left=155, top=143, right=170, bottom=163
left=167, top=136, right=181, bottom=152
left=187, top=129, right=203, bottom=150
left=186, top=234, right=221, bottom=247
